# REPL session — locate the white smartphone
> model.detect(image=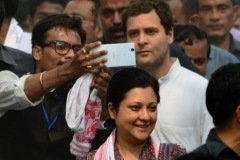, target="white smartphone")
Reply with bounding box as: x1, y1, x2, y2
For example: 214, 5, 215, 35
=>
90, 43, 136, 67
